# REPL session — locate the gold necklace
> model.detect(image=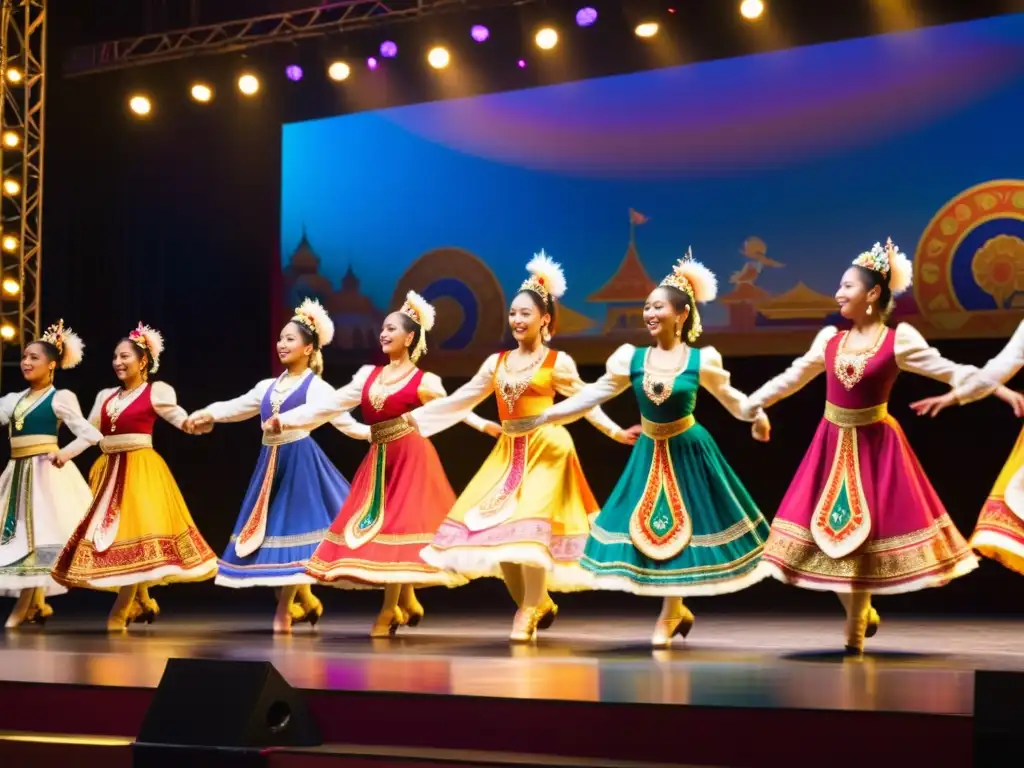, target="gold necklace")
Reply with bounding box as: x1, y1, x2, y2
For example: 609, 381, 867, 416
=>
496, 347, 547, 412
833, 327, 888, 391
106, 382, 147, 433
642, 347, 688, 406
270, 372, 304, 415
368, 365, 416, 412
12, 387, 50, 431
